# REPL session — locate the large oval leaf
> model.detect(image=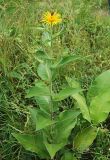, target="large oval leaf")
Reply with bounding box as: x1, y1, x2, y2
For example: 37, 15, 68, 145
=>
37, 63, 51, 81
87, 70, 110, 102
87, 70, 110, 124
66, 77, 91, 122
74, 126, 98, 152
44, 140, 65, 159
35, 96, 51, 113
89, 91, 110, 124
43, 109, 80, 159
29, 108, 55, 131
12, 133, 49, 159
54, 109, 80, 143
26, 81, 50, 98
